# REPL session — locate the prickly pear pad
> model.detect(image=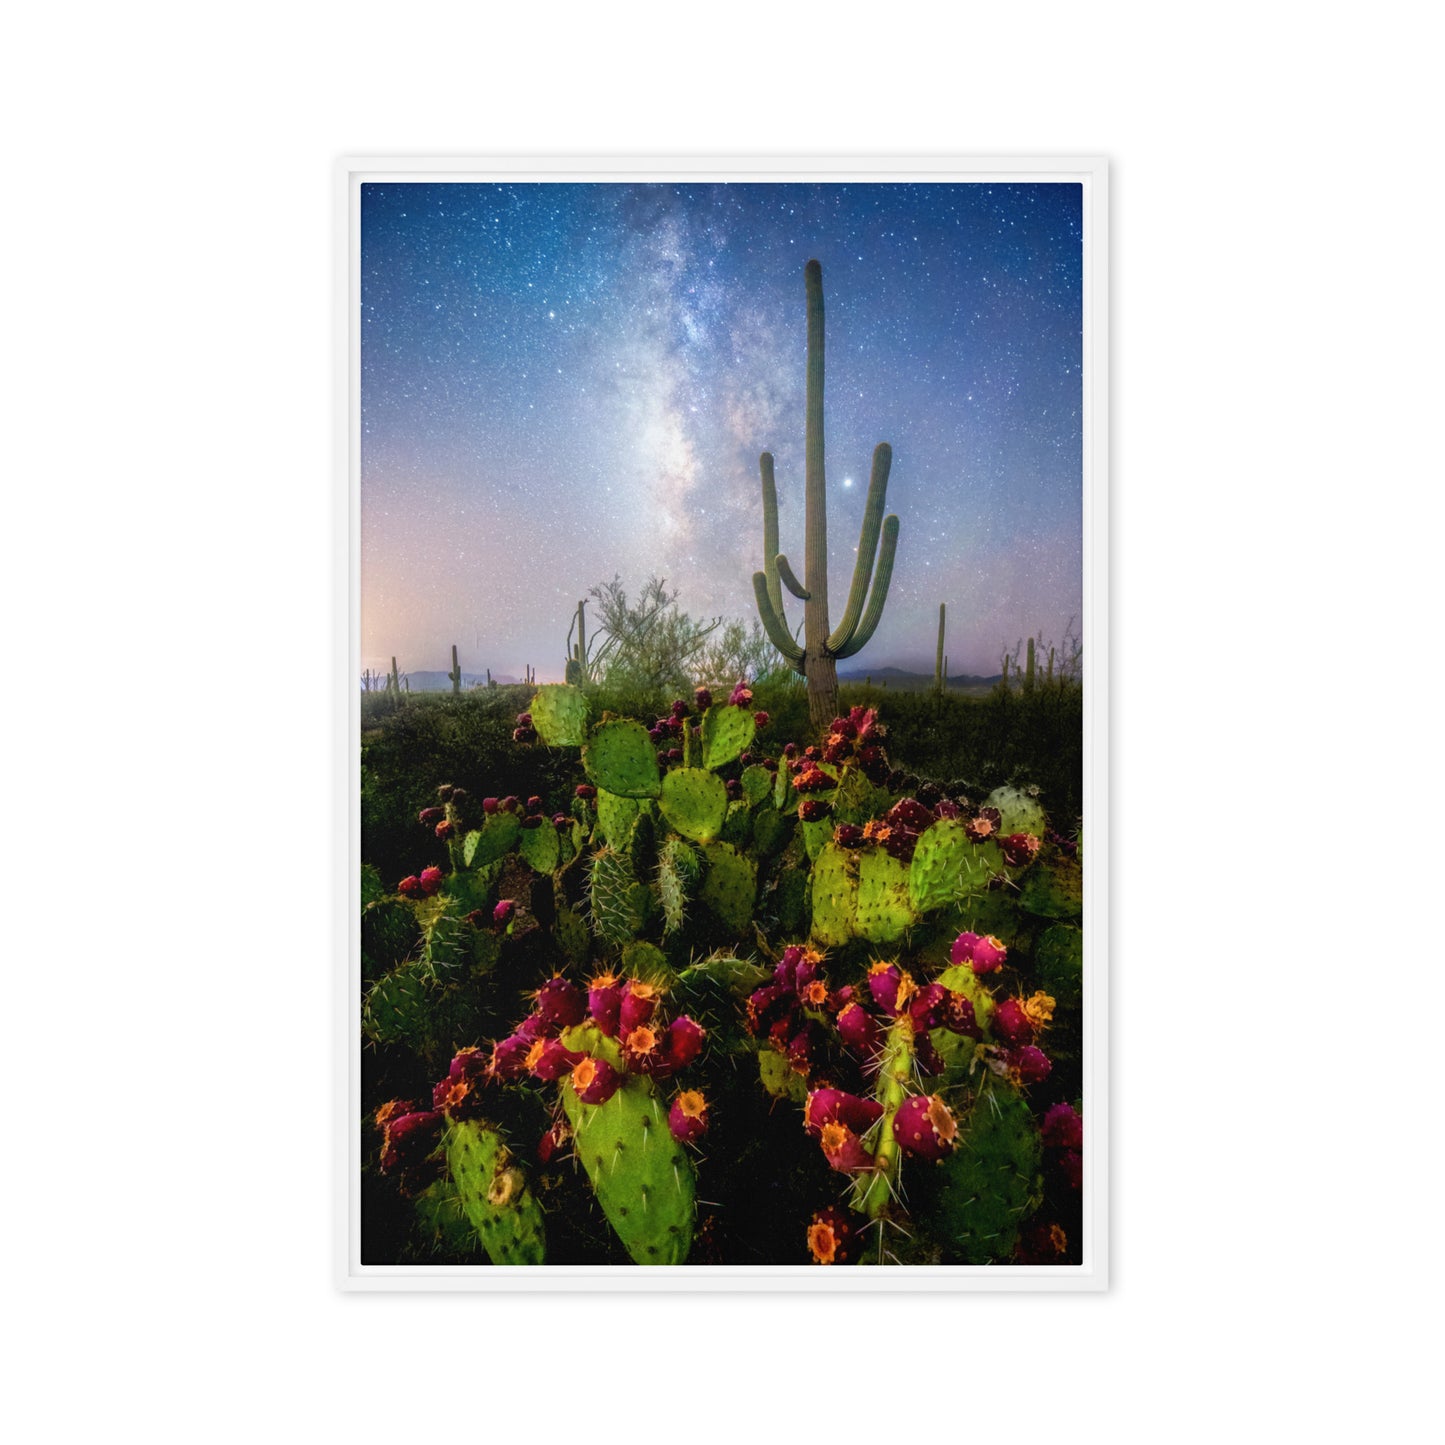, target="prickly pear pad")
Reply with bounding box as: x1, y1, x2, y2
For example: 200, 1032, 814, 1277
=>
1019, 853, 1083, 919
809, 841, 858, 947
362, 959, 434, 1047
583, 719, 661, 798
658, 766, 728, 843
924, 1083, 1041, 1265
1035, 924, 1082, 1008
589, 847, 643, 946
739, 764, 773, 808
559, 1025, 695, 1265
985, 785, 1047, 838
444, 1119, 548, 1265
856, 846, 917, 942
800, 816, 833, 861
595, 788, 644, 851
699, 702, 756, 769
699, 842, 757, 935
909, 818, 993, 914
517, 817, 561, 874
463, 812, 520, 868
529, 683, 589, 747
